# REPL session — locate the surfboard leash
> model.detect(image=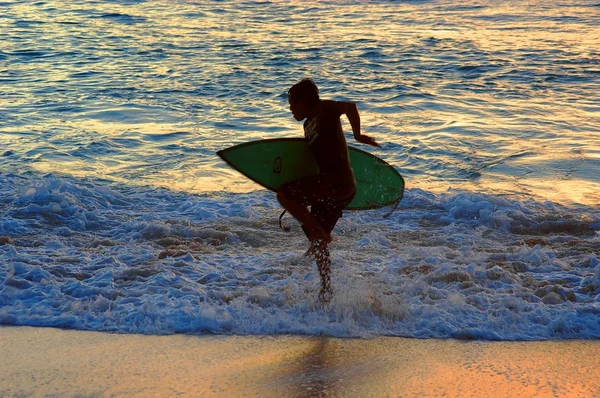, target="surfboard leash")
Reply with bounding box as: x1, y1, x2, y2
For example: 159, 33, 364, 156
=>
279, 209, 291, 232
383, 197, 401, 218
